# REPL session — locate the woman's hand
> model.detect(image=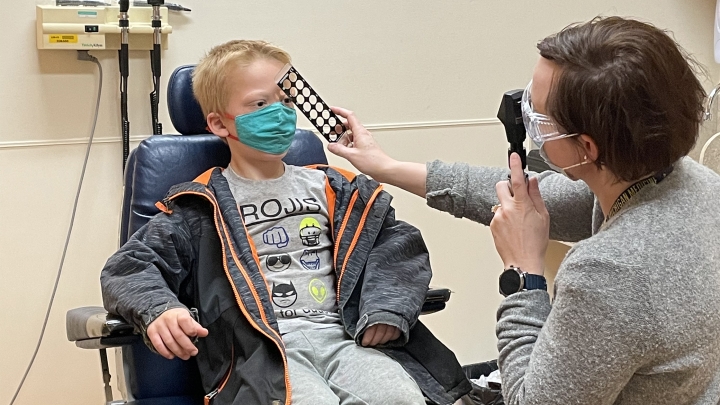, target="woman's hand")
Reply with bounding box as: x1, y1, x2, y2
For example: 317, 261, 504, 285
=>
327, 107, 397, 182
327, 107, 428, 197
490, 153, 550, 275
